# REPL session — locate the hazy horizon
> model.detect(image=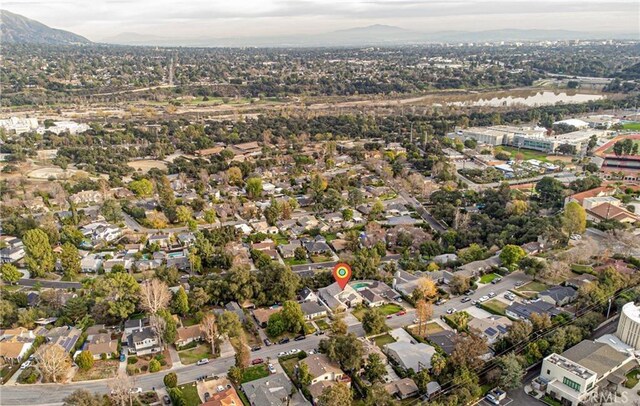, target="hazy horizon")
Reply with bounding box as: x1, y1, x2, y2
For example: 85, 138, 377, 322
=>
3, 0, 639, 42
